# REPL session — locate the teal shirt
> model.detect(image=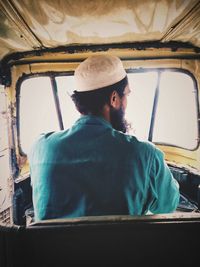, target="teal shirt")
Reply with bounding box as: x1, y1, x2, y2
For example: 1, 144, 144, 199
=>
29, 115, 180, 221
